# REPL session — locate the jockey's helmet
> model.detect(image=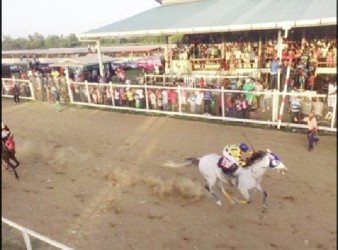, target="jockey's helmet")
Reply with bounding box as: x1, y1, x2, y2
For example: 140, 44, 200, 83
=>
239, 143, 250, 152
2, 130, 7, 138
